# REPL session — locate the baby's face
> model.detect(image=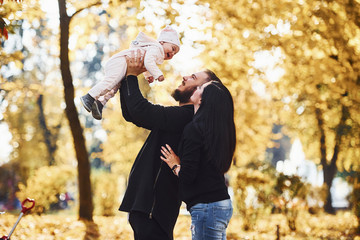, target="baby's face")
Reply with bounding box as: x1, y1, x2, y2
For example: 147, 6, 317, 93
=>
161, 42, 179, 60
